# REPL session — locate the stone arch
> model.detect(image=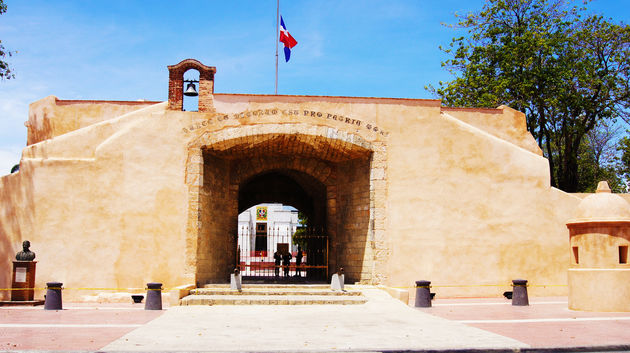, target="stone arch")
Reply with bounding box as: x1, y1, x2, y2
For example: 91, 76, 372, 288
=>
188, 123, 374, 159
232, 155, 335, 190
167, 59, 216, 112
233, 159, 334, 236
183, 124, 389, 285
237, 170, 324, 214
